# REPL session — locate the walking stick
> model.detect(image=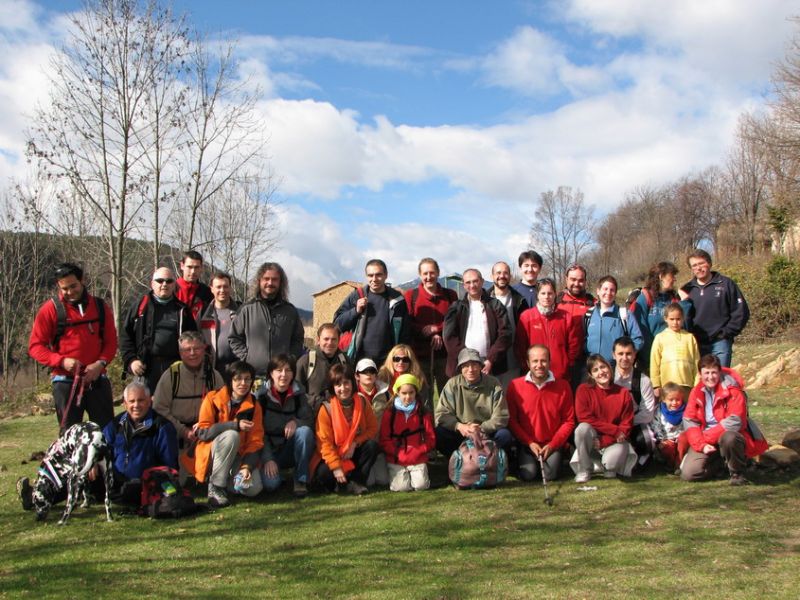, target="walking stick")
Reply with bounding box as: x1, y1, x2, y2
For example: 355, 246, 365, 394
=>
539, 453, 554, 506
